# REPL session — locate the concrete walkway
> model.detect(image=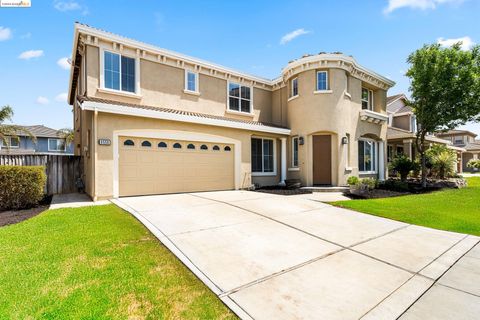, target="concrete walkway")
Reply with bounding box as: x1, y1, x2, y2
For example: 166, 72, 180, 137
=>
112, 191, 480, 320
49, 193, 110, 209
